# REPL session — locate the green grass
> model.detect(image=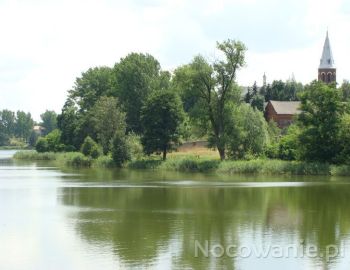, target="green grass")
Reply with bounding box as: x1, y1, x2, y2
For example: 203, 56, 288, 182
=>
217, 159, 331, 175
13, 150, 58, 161
14, 151, 91, 167
12, 150, 350, 176
94, 155, 115, 168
